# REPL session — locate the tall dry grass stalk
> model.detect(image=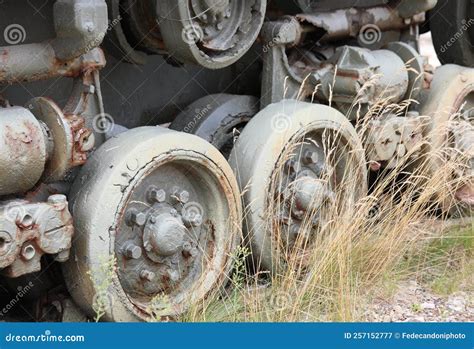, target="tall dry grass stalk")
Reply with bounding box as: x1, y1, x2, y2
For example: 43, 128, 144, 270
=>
182, 71, 473, 323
